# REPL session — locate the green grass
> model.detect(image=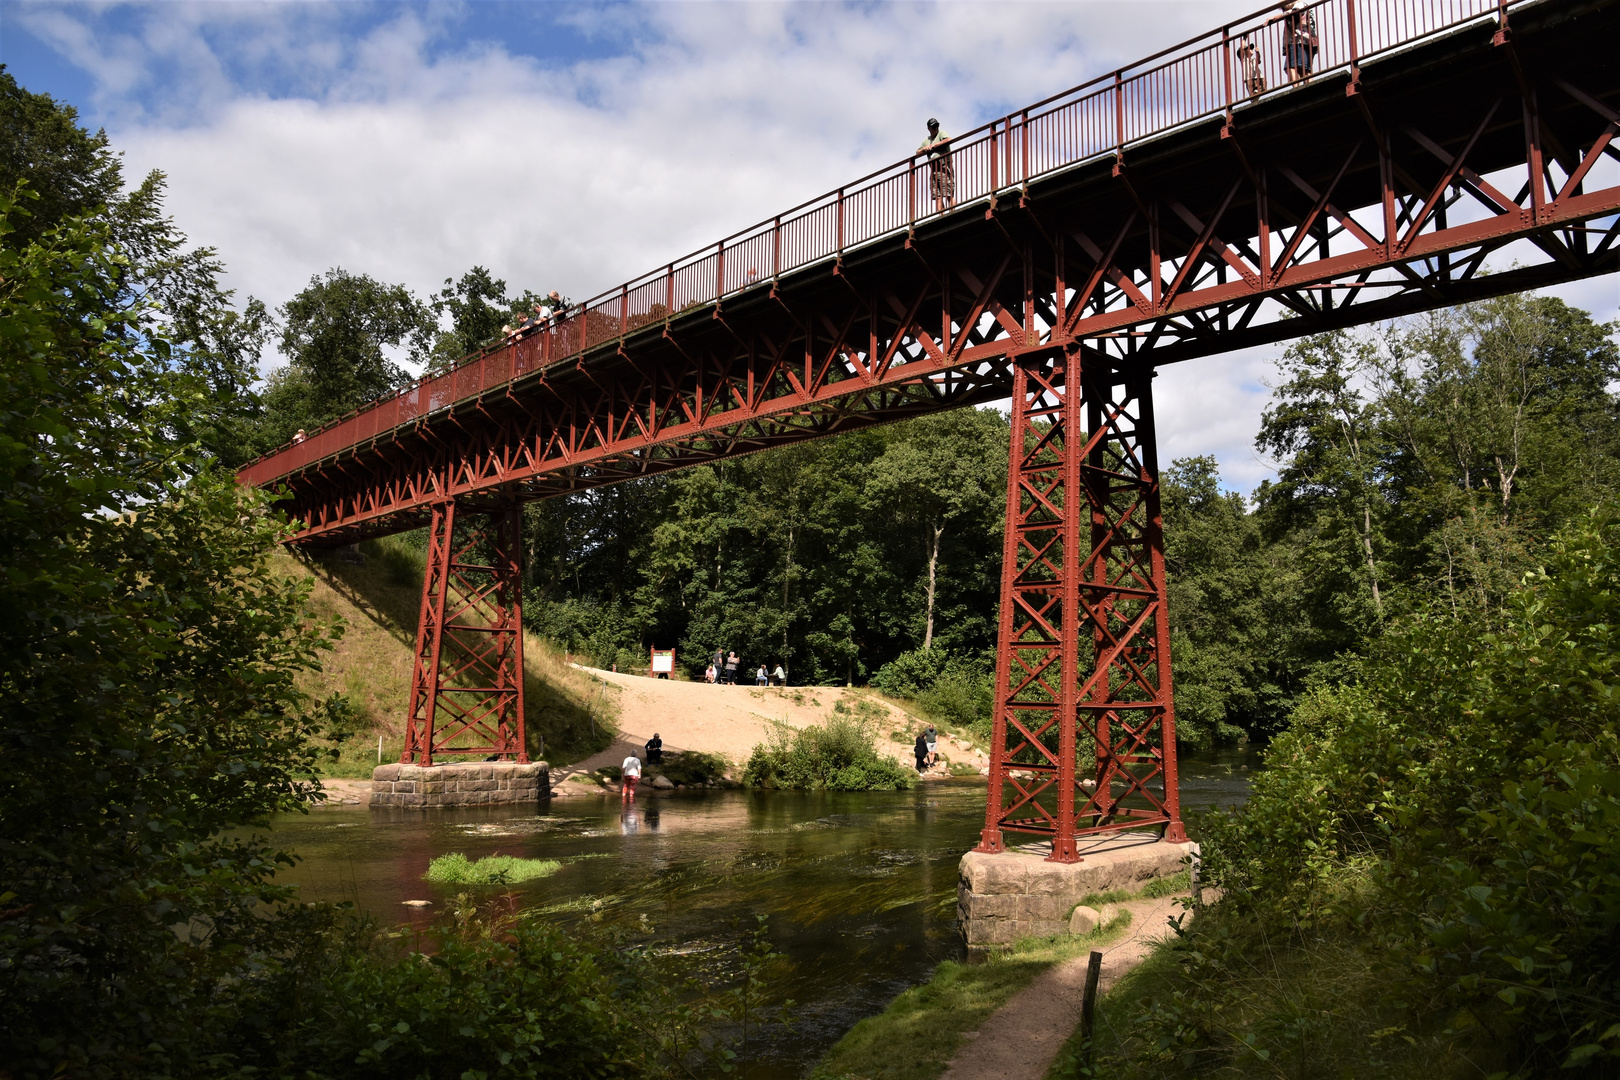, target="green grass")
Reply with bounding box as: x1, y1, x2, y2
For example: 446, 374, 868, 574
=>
811, 912, 1132, 1080
1041, 899, 1511, 1080
423, 853, 560, 886
1076, 869, 1192, 909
